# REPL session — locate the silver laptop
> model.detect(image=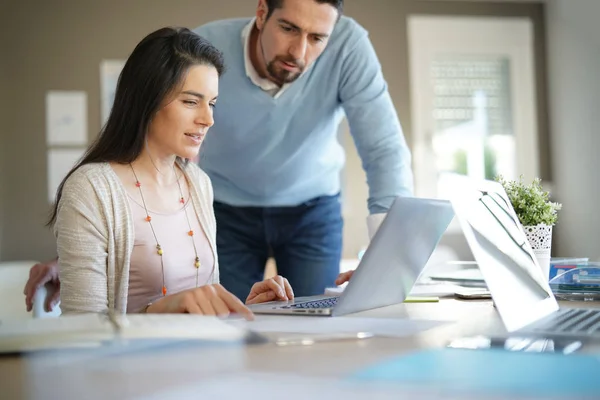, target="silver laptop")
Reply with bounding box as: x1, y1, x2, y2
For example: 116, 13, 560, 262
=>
448, 175, 600, 339
249, 196, 455, 317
